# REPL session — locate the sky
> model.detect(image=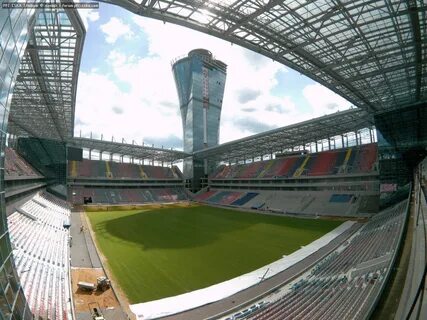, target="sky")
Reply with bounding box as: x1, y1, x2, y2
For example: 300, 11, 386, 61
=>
75, 4, 353, 151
